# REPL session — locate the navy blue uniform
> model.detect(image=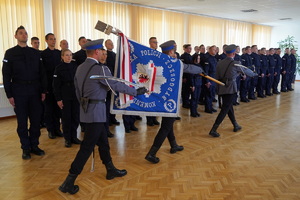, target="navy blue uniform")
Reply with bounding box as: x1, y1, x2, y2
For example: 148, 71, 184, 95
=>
281, 53, 292, 92
203, 54, 217, 112
266, 54, 276, 95
73, 49, 87, 66
273, 54, 282, 93
180, 52, 193, 108
2, 45, 47, 150
41, 48, 62, 134
289, 54, 297, 90
190, 54, 203, 116
250, 53, 261, 99
53, 61, 79, 142
258, 54, 268, 97
240, 54, 252, 101
233, 54, 242, 103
